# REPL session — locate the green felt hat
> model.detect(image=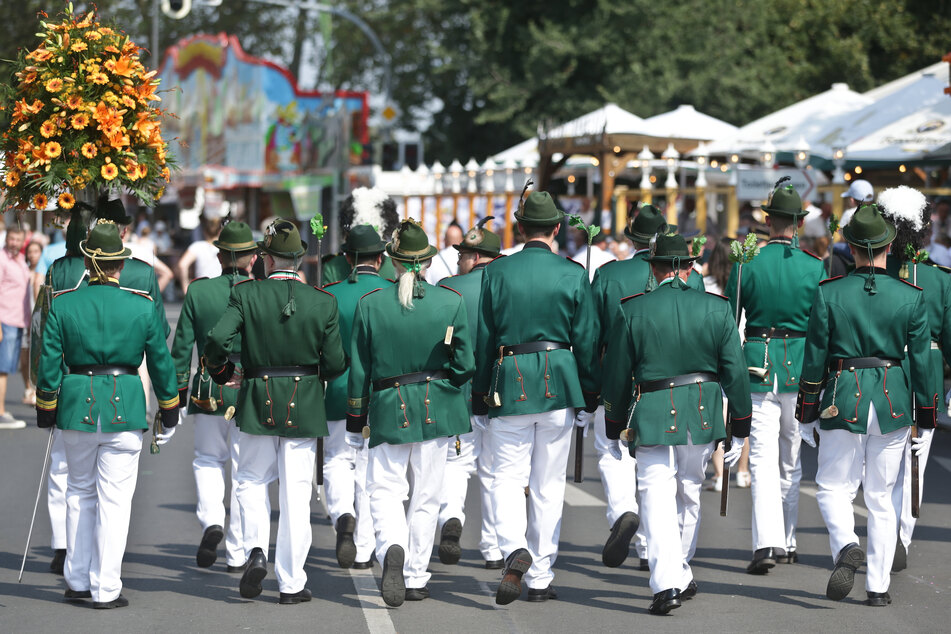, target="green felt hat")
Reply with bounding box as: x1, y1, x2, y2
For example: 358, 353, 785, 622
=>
79, 220, 132, 260
343, 224, 386, 255
842, 203, 897, 249
386, 218, 437, 262
647, 233, 699, 263
94, 194, 132, 225
625, 204, 676, 242
514, 191, 564, 226
454, 216, 501, 257
761, 183, 806, 218
258, 219, 307, 258
213, 221, 257, 252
